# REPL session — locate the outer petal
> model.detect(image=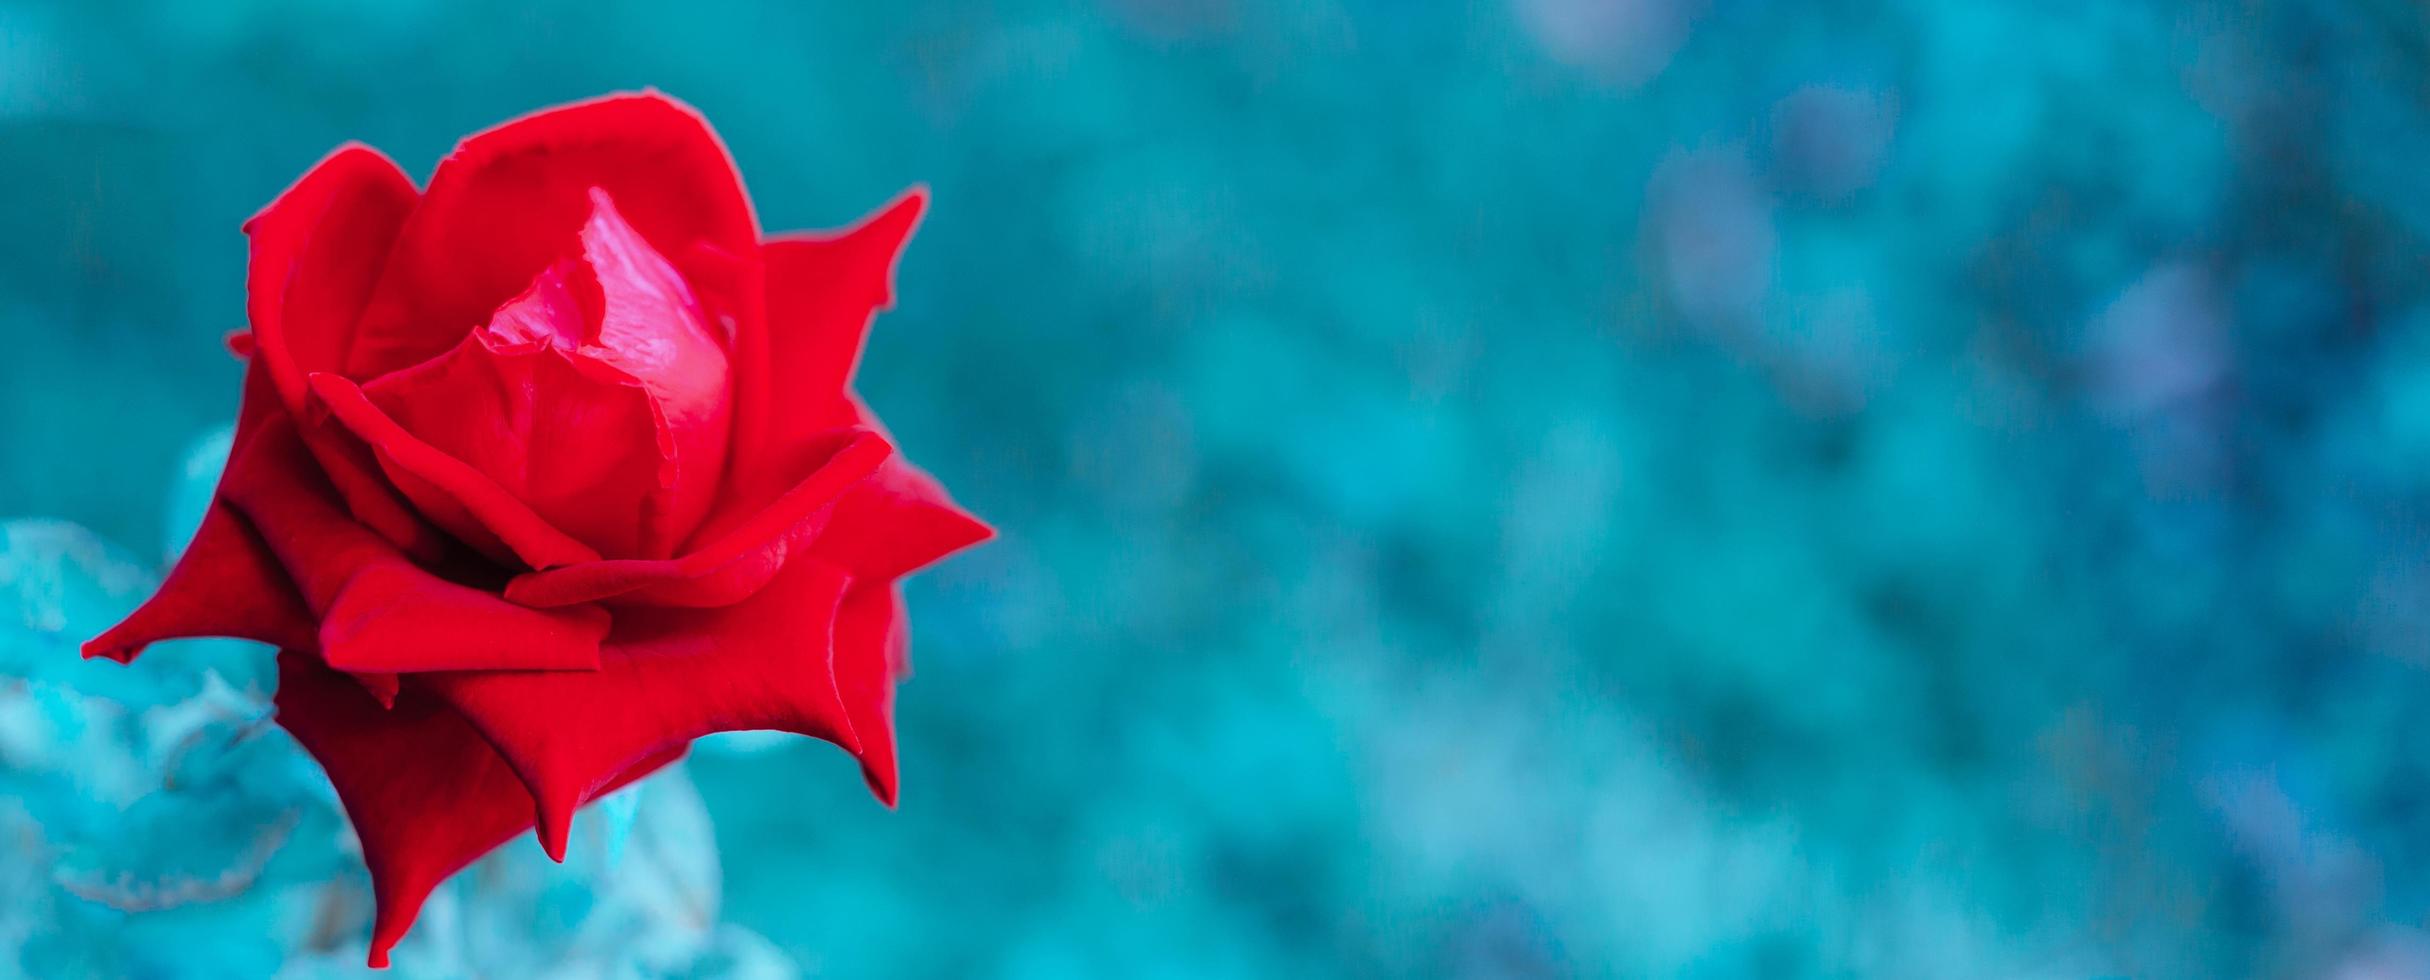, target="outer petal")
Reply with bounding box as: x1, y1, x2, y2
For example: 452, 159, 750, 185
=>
812, 399, 988, 690
502, 429, 891, 608
221, 416, 609, 675
834, 581, 910, 805
275, 651, 678, 968
83, 364, 380, 664
82, 503, 315, 662
346, 91, 758, 379
241, 144, 419, 416
811, 455, 994, 585
736, 187, 926, 462
425, 559, 859, 859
